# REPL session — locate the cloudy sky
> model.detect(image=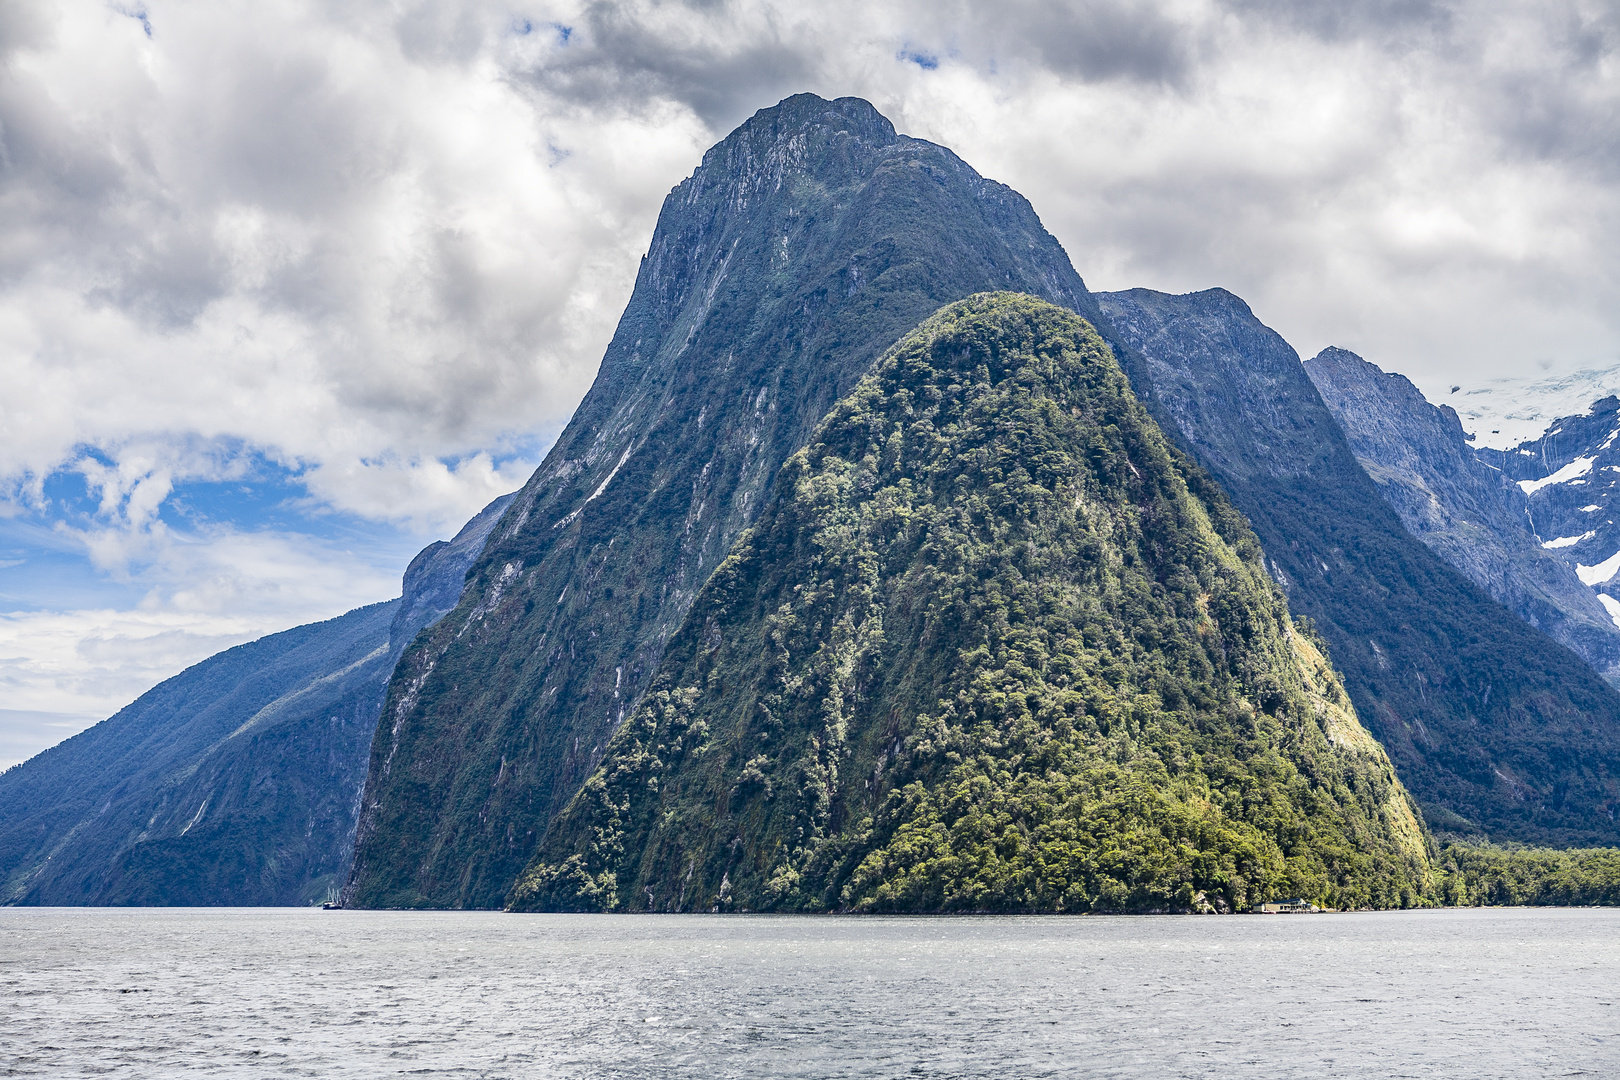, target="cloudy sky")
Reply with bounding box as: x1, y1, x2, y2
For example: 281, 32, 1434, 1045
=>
1, 0, 1616, 764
